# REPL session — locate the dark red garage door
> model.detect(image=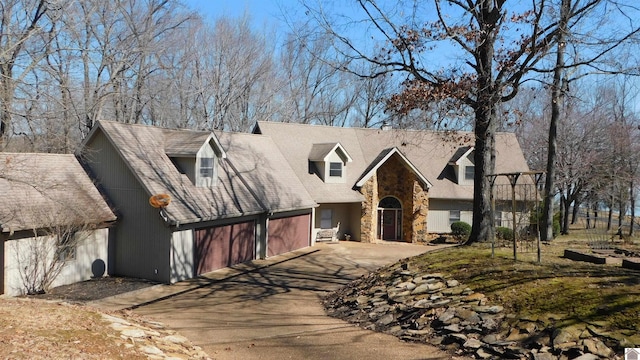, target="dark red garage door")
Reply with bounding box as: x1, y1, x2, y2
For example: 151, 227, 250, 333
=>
195, 221, 255, 274
267, 213, 311, 257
